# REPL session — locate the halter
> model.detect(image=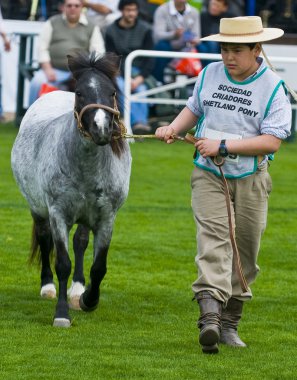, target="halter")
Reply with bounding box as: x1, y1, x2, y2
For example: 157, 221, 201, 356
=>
74, 95, 125, 140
